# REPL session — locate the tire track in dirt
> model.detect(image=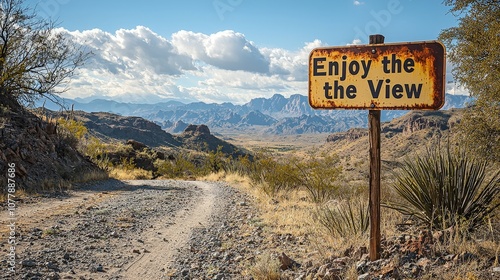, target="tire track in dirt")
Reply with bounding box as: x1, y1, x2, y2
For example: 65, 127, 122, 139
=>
120, 180, 216, 279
